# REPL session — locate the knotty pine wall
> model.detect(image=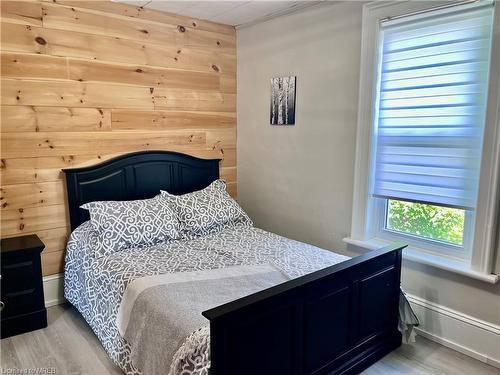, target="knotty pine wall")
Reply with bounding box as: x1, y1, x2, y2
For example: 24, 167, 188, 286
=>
0, 0, 237, 276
